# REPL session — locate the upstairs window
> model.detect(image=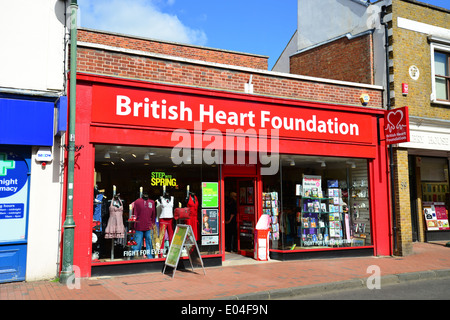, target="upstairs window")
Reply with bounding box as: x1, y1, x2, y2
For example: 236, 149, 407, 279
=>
434, 51, 450, 101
